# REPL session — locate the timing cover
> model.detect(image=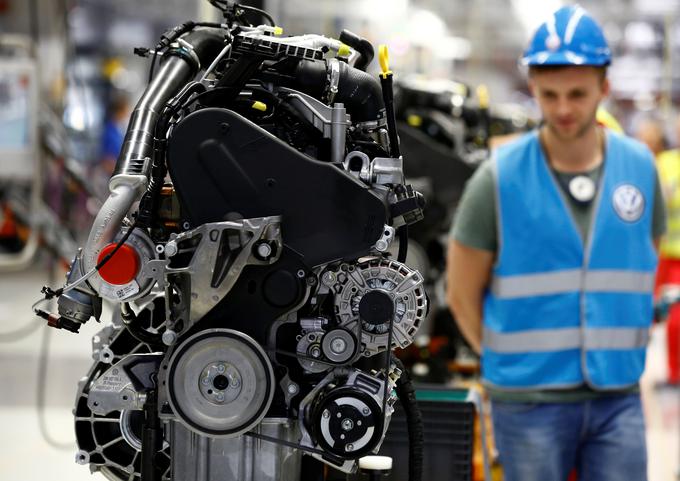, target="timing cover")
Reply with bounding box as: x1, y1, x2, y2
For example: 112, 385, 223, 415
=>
167, 108, 389, 267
